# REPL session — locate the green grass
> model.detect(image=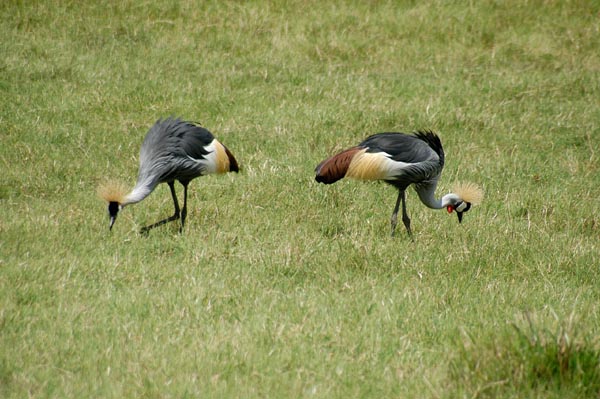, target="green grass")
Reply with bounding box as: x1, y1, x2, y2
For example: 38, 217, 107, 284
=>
1, 0, 599, 397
